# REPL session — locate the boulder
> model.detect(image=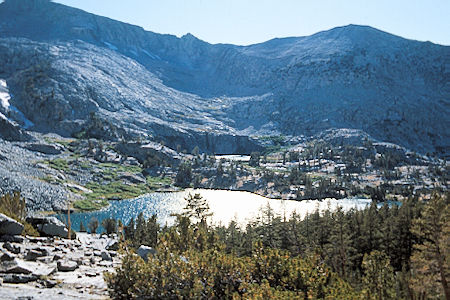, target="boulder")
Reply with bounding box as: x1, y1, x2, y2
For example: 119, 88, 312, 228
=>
98, 261, 112, 267
0, 258, 33, 274
85, 271, 98, 277
137, 245, 157, 262
39, 278, 58, 288
0, 213, 24, 236
105, 239, 119, 251
0, 113, 32, 142
34, 263, 57, 277
36, 256, 53, 264
27, 236, 50, 243
25, 143, 63, 155
1, 273, 38, 283
0, 250, 15, 262
0, 235, 25, 243
100, 250, 112, 261
119, 172, 146, 184
3, 242, 21, 254
57, 259, 78, 272
25, 249, 45, 261
26, 216, 68, 238
53, 253, 64, 261
64, 182, 92, 194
